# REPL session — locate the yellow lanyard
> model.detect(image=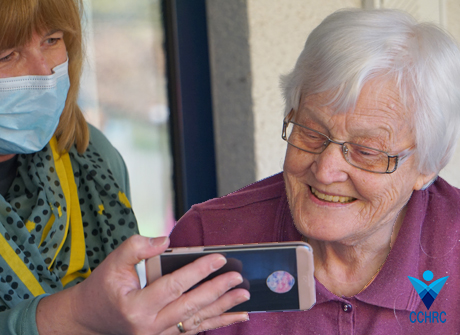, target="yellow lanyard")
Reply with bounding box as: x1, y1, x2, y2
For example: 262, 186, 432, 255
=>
49, 137, 91, 287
